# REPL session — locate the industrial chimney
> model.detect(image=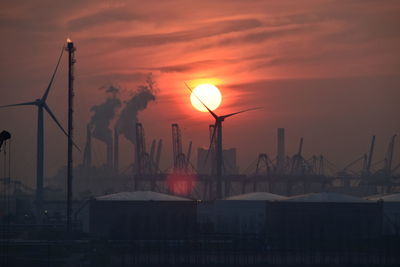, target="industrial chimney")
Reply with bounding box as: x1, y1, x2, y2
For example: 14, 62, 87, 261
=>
106, 140, 113, 170
277, 128, 285, 174
114, 127, 119, 175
